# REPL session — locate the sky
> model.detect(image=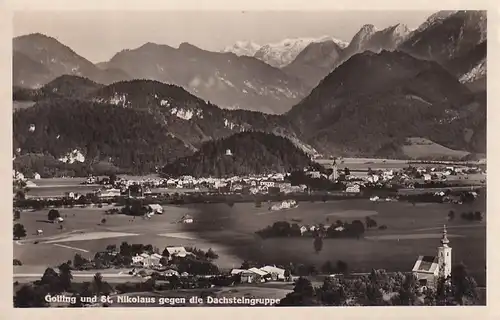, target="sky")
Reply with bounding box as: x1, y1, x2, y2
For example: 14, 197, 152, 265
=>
13, 10, 436, 63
